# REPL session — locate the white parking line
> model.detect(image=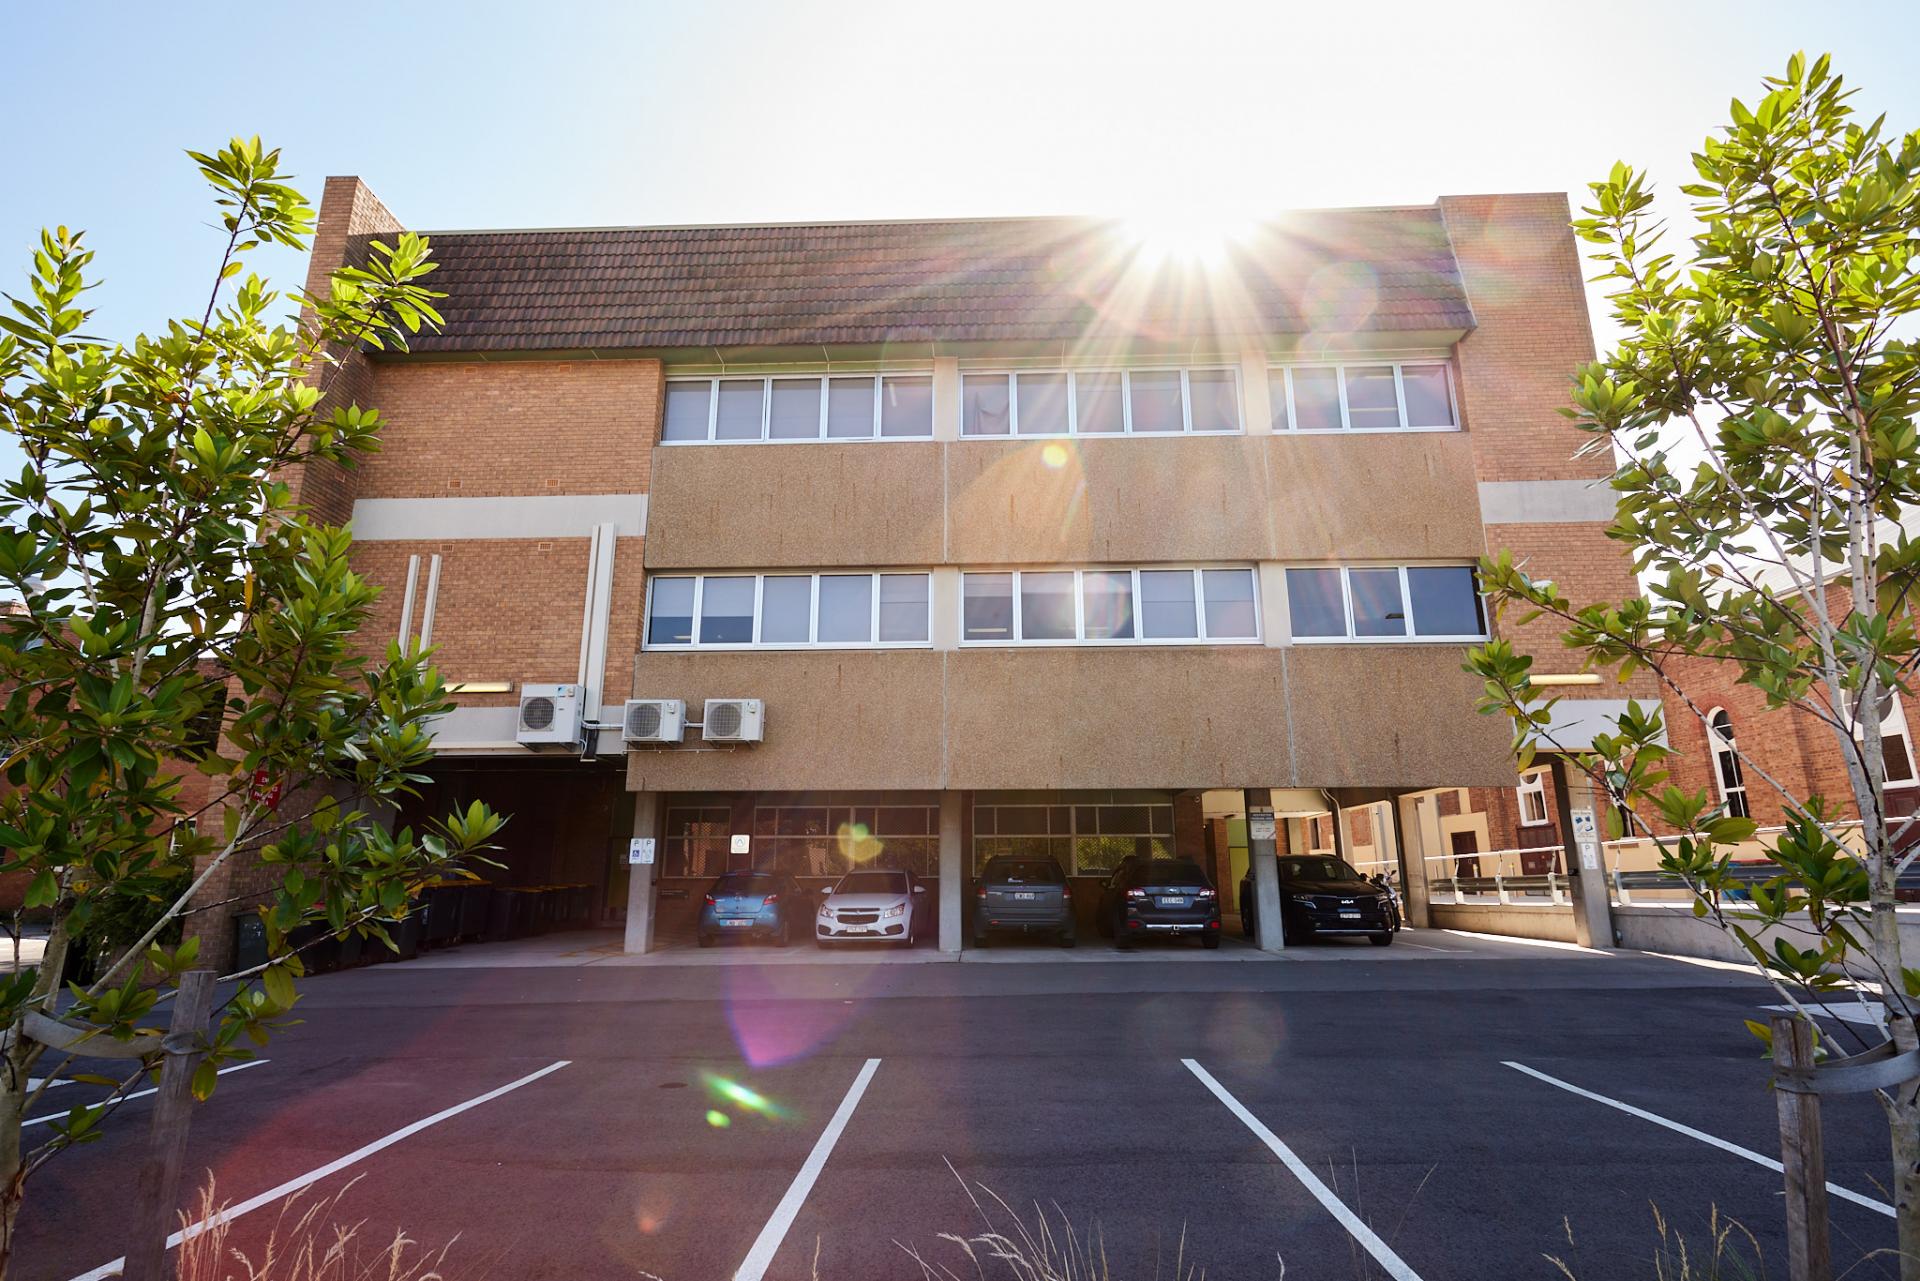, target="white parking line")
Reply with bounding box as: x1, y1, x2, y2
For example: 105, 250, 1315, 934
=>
733, 1058, 881, 1281
25, 1060, 270, 1129
67, 1059, 571, 1281
1502, 1061, 1892, 1218
1184, 1059, 1425, 1281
